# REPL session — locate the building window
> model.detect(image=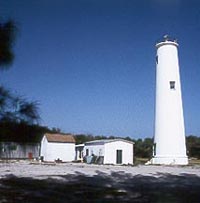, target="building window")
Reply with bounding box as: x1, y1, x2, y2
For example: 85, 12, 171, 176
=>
170, 81, 175, 90
86, 149, 89, 156
156, 55, 158, 64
